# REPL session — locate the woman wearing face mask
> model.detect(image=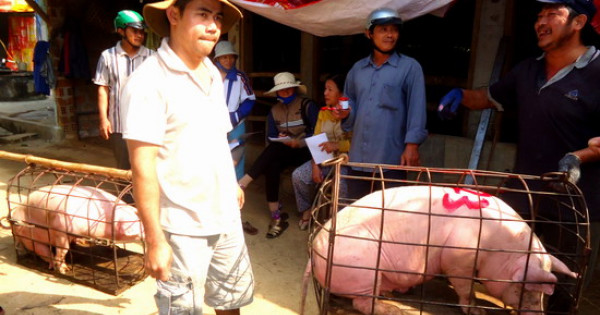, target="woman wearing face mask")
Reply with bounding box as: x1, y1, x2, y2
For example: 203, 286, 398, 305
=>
238, 72, 319, 238
292, 74, 351, 230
